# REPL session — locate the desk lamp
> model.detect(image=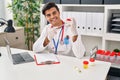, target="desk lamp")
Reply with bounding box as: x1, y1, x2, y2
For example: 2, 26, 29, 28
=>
0, 18, 15, 57
0, 18, 15, 32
